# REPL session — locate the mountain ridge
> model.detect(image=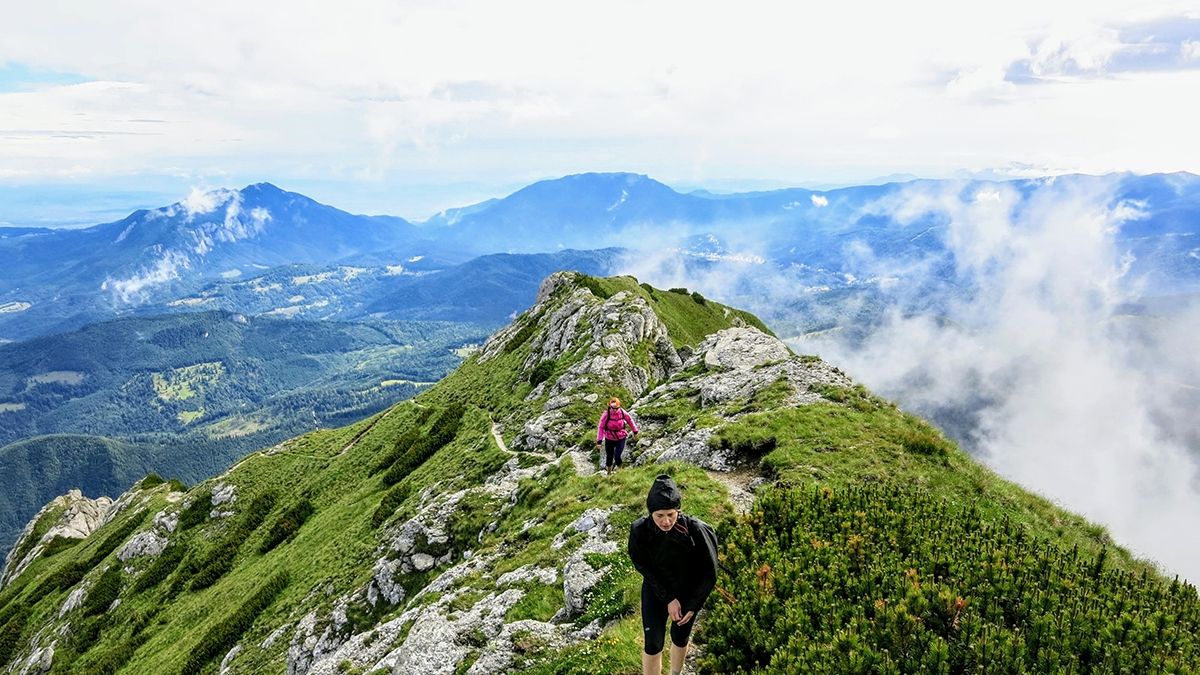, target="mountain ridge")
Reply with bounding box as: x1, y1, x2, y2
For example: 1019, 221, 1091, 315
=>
1, 272, 1193, 674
